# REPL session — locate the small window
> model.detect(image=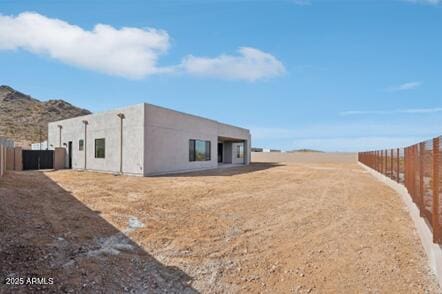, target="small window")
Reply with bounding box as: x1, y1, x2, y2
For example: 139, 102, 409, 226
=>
189, 139, 211, 161
237, 144, 244, 159
95, 138, 105, 158
79, 139, 84, 151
